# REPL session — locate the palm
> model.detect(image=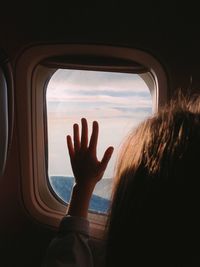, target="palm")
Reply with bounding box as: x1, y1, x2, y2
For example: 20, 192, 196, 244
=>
67, 118, 114, 186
